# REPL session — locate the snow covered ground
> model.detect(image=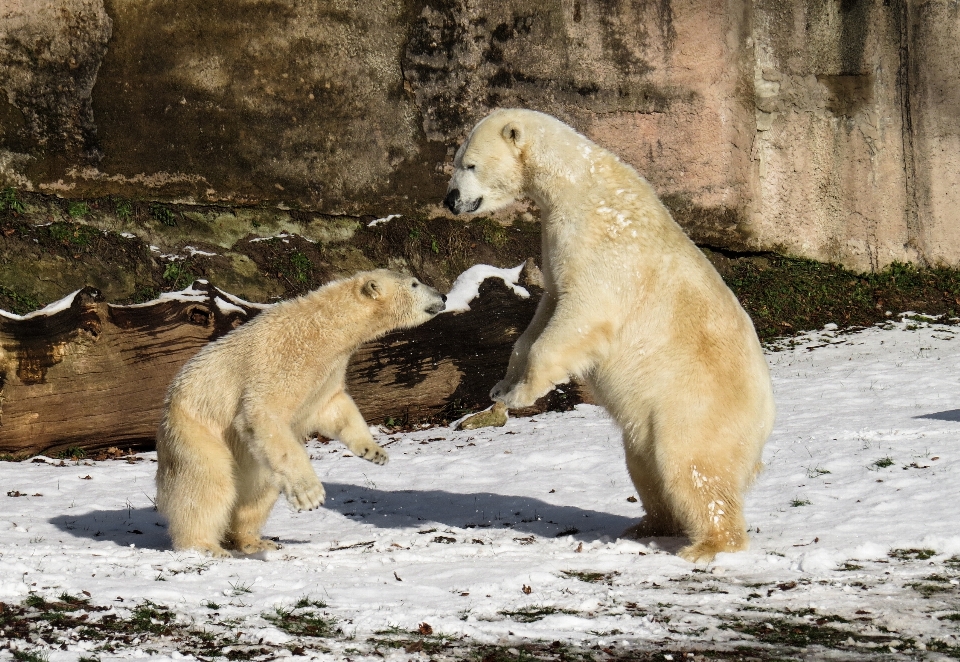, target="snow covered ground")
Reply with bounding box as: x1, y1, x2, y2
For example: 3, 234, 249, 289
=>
2, 316, 959, 661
